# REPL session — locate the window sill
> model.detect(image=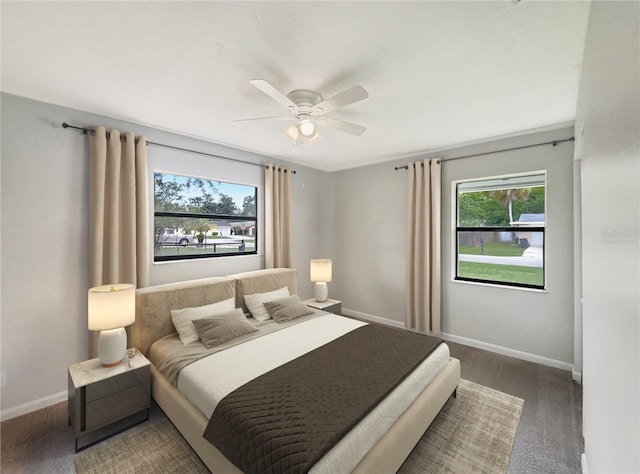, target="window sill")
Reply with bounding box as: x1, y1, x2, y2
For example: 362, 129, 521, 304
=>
451, 278, 548, 293
152, 253, 261, 265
